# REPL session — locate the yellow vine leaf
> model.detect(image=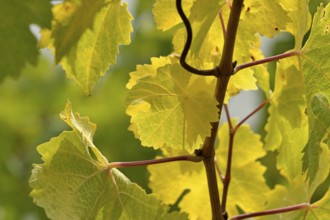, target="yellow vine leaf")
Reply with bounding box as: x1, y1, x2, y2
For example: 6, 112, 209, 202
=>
280, 0, 312, 49
126, 61, 218, 153
126, 56, 172, 89
171, 1, 270, 100
153, 0, 194, 31
42, 0, 133, 94
148, 122, 270, 218
265, 57, 308, 179
241, 0, 290, 37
